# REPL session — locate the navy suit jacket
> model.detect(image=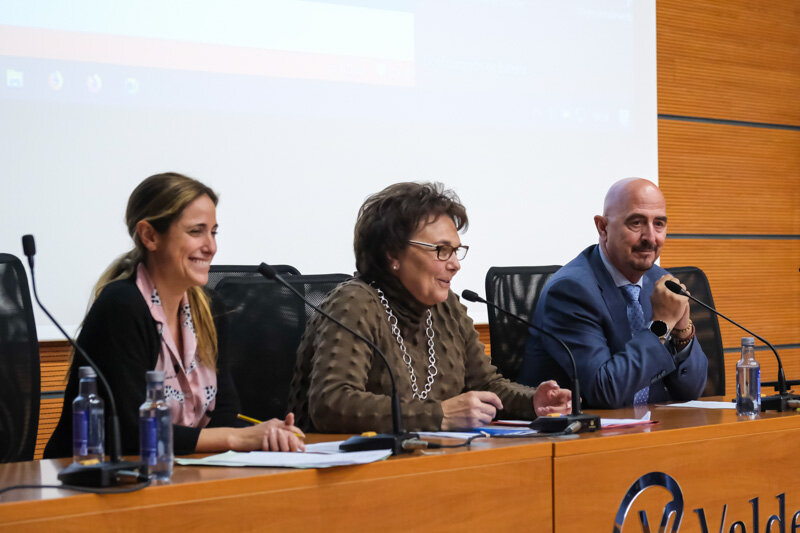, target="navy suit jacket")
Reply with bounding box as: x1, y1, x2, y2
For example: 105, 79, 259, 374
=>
519, 245, 708, 409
